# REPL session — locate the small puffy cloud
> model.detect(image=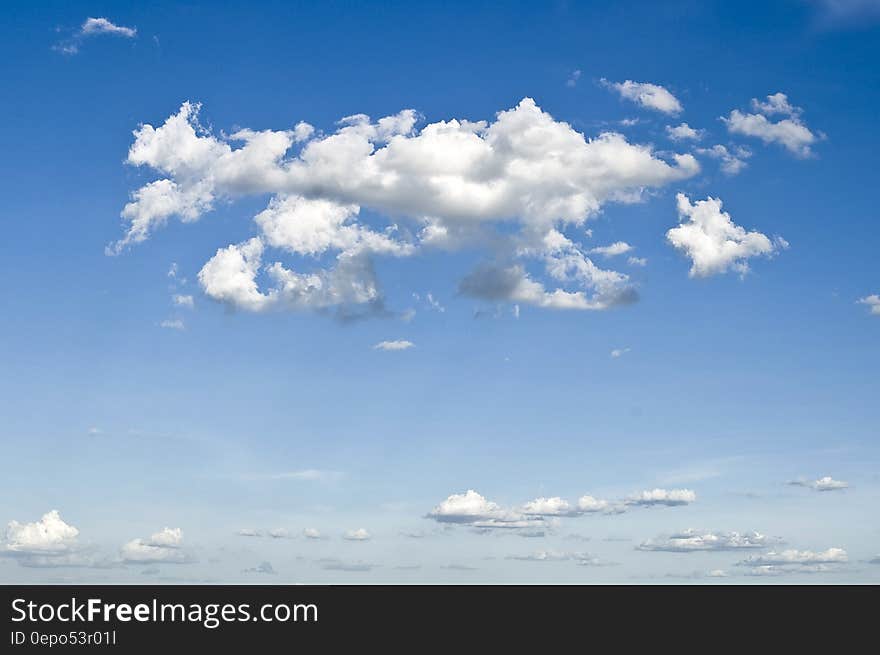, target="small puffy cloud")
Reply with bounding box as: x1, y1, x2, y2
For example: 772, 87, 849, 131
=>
343, 528, 372, 541
243, 561, 276, 575
173, 294, 194, 309
627, 256, 647, 267
589, 241, 633, 258
428, 490, 504, 523
159, 319, 185, 330
610, 348, 630, 358
54, 17, 137, 55
625, 488, 696, 507
666, 123, 703, 141
696, 144, 751, 176
373, 340, 415, 351
603, 79, 683, 115
723, 93, 820, 157
857, 294, 880, 315
303, 528, 324, 540
268, 529, 292, 539
638, 529, 780, 552
667, 194, 787, 277
120, 527, 194, 564
236, 528, 262, 537
788, 476, 849, 492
